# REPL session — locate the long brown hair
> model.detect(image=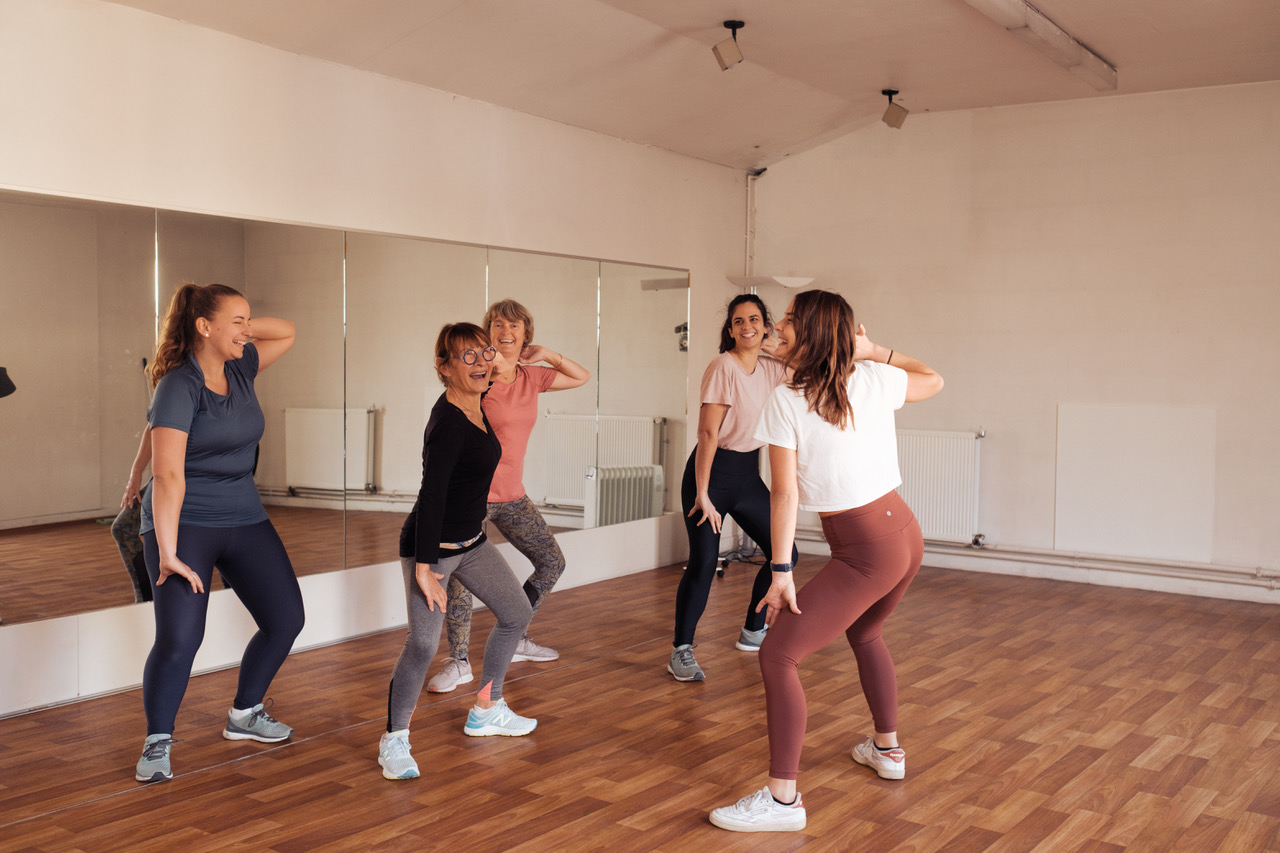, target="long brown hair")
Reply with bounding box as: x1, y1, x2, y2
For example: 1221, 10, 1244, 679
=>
149, 283, 244, 387
783, 290, 857, 429
433, 322, 491, 386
